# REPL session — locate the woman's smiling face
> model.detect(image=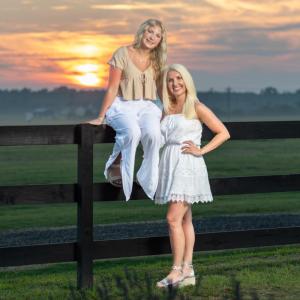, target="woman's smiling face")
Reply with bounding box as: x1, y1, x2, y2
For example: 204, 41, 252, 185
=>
141, 25, 162, 50
167, 70, 187, 99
